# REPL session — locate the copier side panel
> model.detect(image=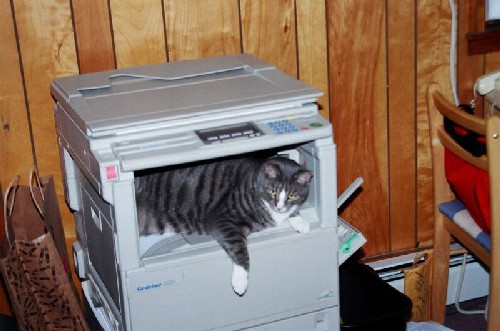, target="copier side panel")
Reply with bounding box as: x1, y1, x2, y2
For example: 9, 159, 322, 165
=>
78, 170, 122, 311
55, 103, 104, 197
296, 138, 337, 229
126, 227, 338, 331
